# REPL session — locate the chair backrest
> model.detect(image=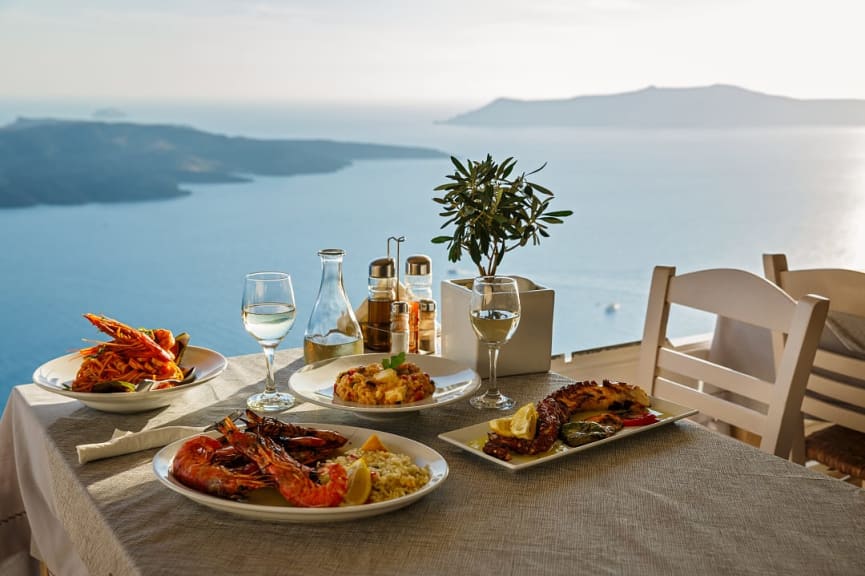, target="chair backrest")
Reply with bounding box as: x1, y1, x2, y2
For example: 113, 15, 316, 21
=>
637, 266, 829, 457
763, 253, 865, 435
